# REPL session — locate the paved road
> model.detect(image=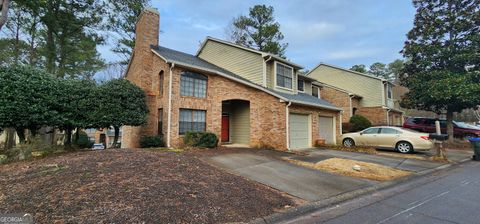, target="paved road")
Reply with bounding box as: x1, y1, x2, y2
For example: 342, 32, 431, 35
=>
282, 161, 480, 224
